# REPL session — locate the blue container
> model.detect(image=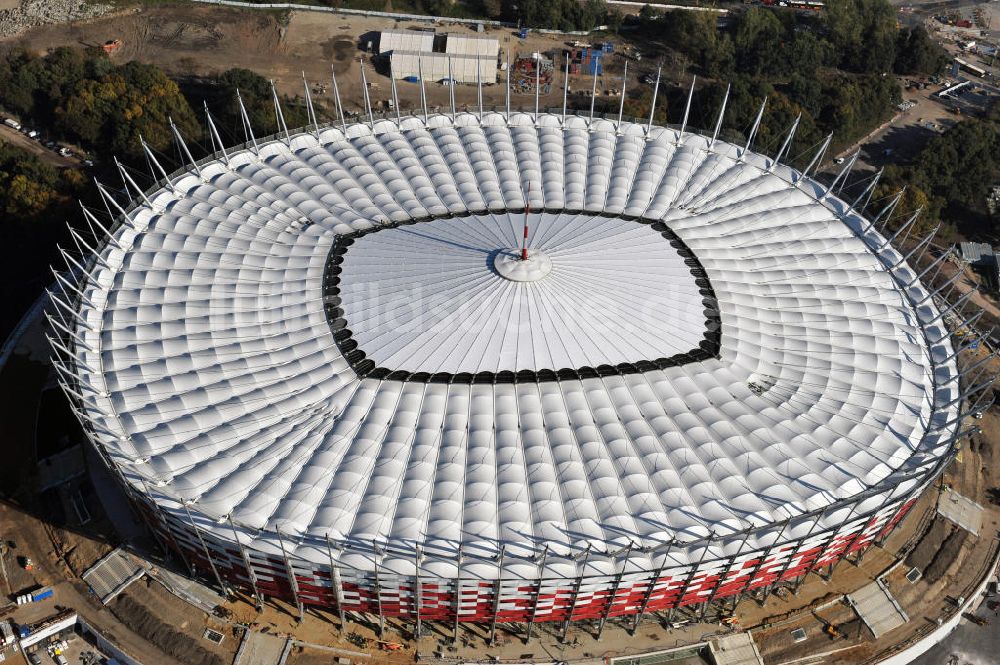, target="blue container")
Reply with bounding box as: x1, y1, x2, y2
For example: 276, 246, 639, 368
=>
403, 76, 420, 83
31, 587, 53, 602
